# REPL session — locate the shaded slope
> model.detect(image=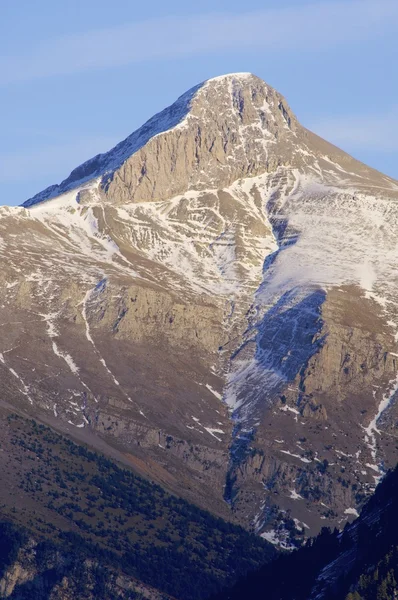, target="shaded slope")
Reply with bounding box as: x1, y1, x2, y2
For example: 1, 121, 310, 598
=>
212, 463, 398, 600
